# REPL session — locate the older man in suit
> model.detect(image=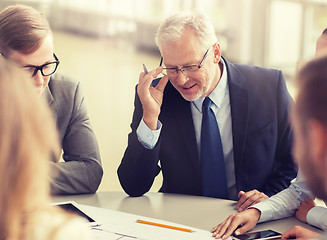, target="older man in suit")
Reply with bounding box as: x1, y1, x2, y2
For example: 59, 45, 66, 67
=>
0, 4, 103, 194
118, 12, 297, 208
